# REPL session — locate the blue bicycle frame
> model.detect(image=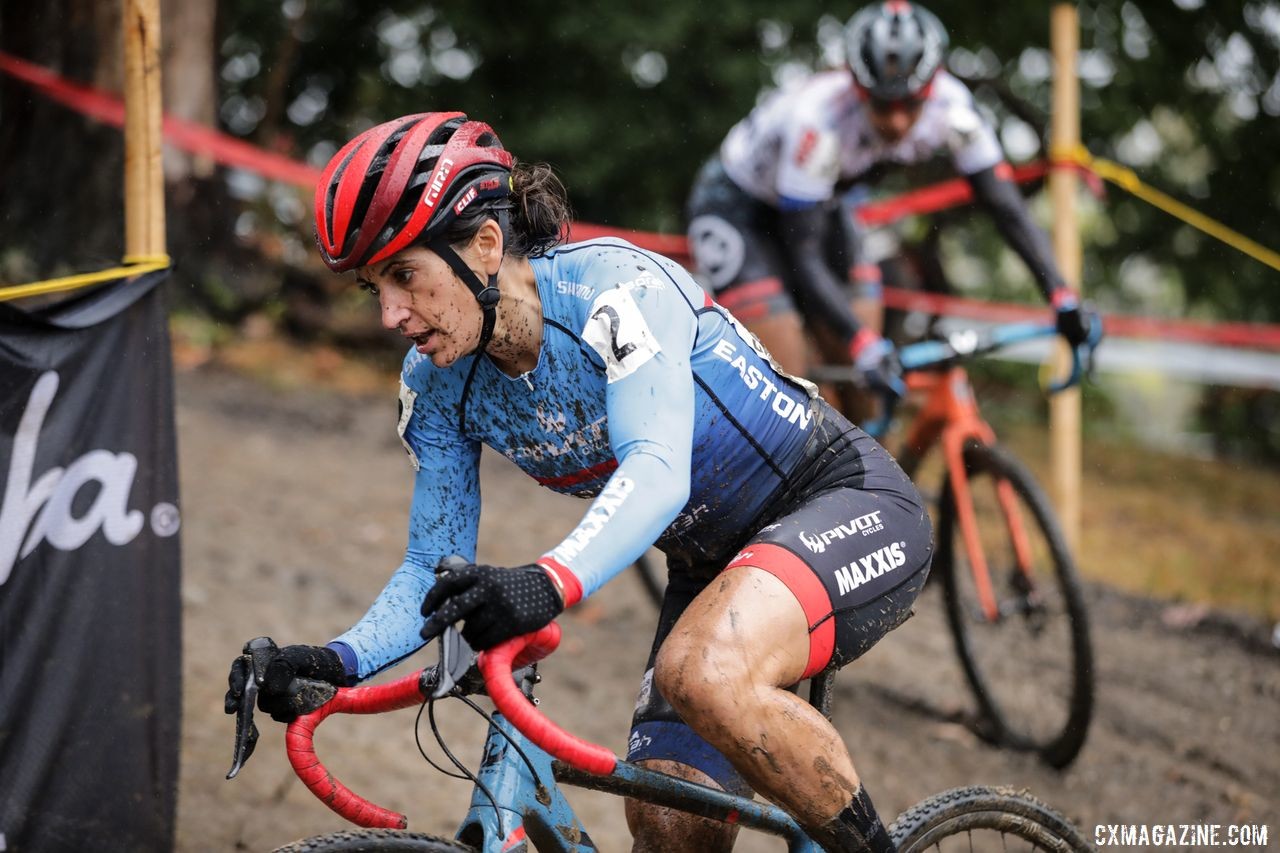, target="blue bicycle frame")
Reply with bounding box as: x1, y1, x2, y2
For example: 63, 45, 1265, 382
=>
278, 625, 829, 852
456, 712, 822, 852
